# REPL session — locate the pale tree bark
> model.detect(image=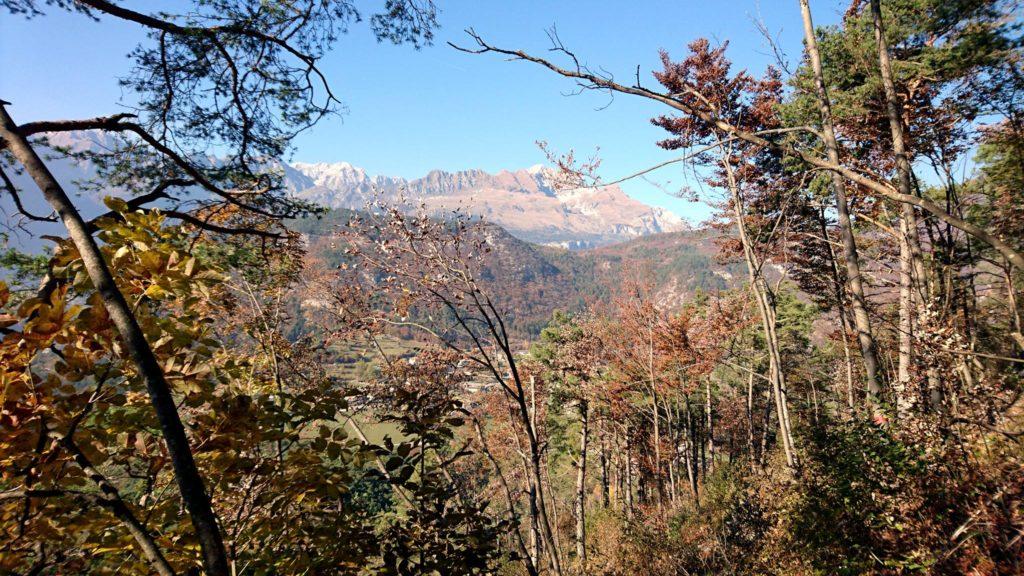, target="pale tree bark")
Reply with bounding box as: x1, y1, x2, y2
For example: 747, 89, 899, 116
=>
1006, 263, 1023, 351
527, 375, 541, 570
663, 396, 678, 503
573, 400, 589, 570
798, 0, 883, 402
896, 213, 917, 411
870, 0, 929, 415
517, 373, 561, 576
719, 146, 799, 470
683, 396, 700, 502
705, 380, 715, 473
472, 419, 539, 576
541, 445, 564, 573
819, 206, 858, 408
760, 386, 773, 468
646, 323, 665, 507
746, 371, 757, 469
0, 104, 230, 576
